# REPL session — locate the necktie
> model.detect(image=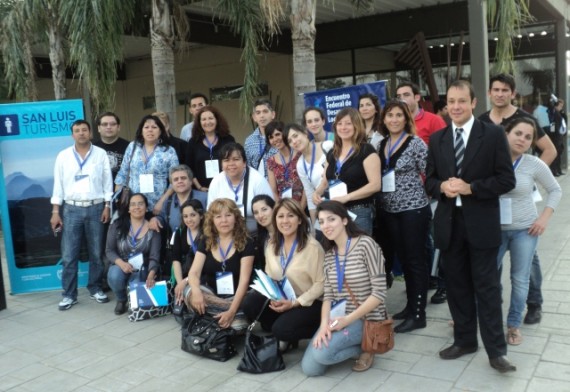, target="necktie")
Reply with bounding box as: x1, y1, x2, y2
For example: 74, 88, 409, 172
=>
455, 128, 465, 176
